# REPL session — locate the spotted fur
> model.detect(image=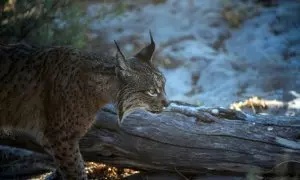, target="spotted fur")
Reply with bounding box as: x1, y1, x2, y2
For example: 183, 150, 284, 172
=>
0, 33, 167, 180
